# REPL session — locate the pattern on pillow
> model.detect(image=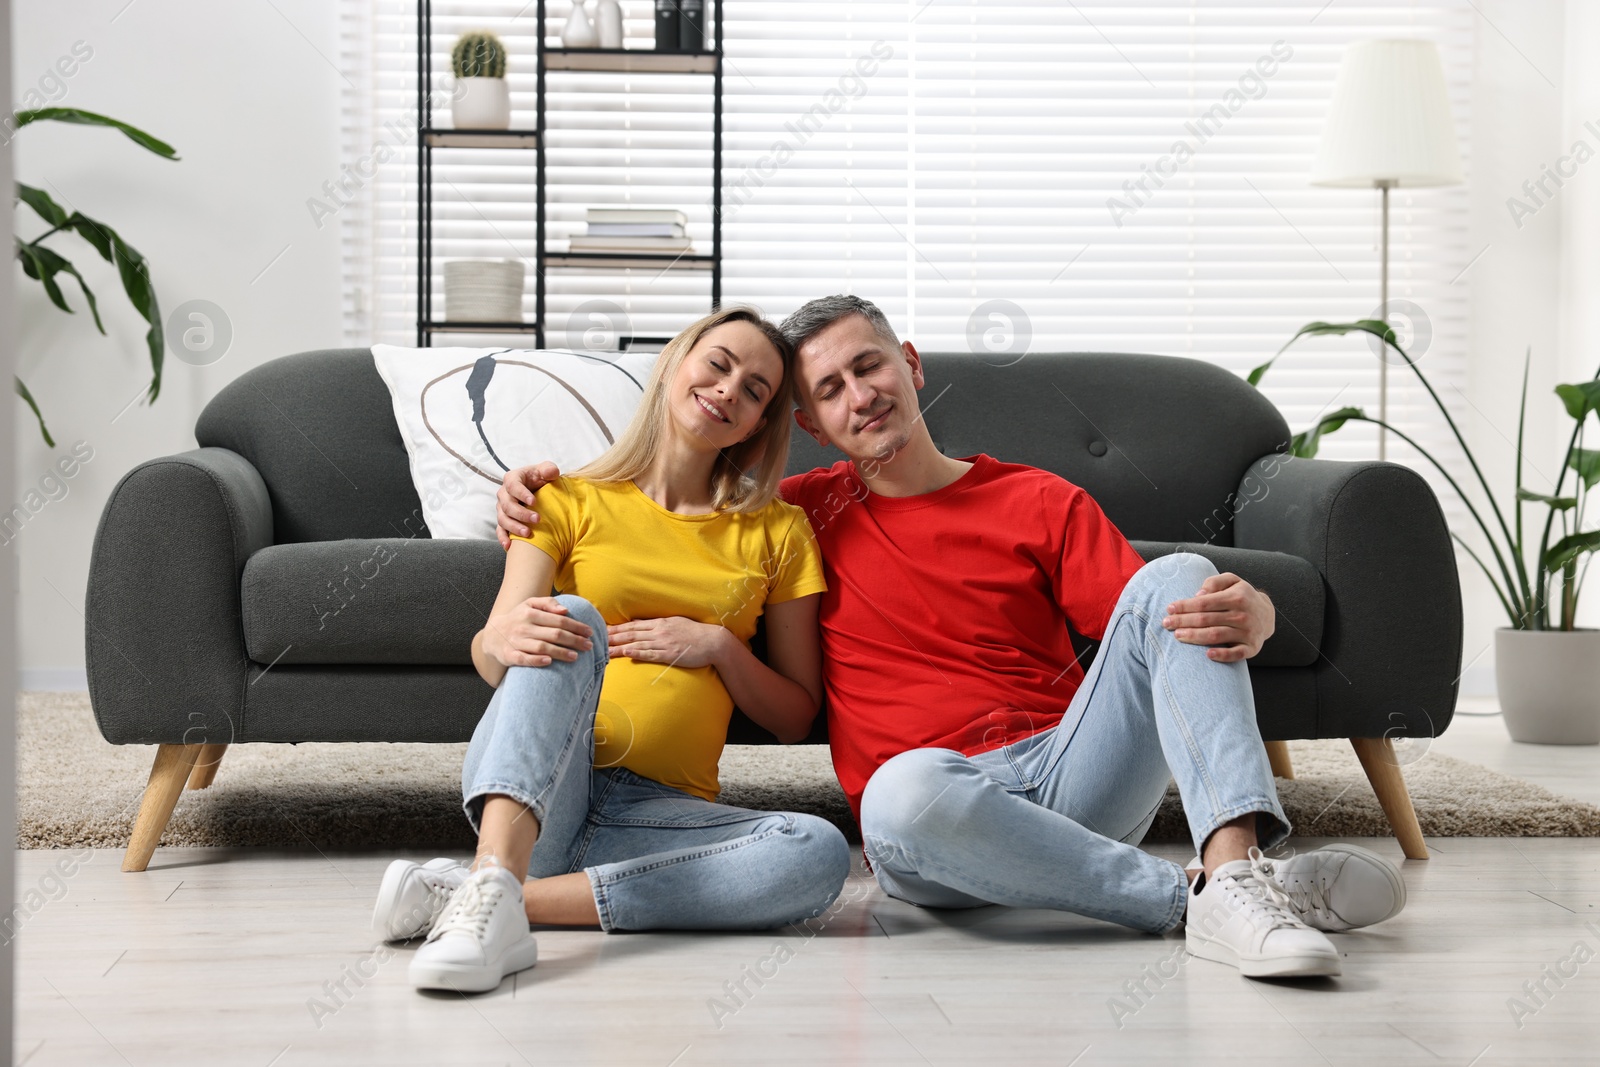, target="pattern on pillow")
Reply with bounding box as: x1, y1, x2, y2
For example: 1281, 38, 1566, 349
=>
373, 344, 657, 539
